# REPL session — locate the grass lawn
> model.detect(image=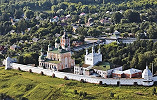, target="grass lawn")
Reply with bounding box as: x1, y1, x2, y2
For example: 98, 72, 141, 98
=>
0, 67, 157, 100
